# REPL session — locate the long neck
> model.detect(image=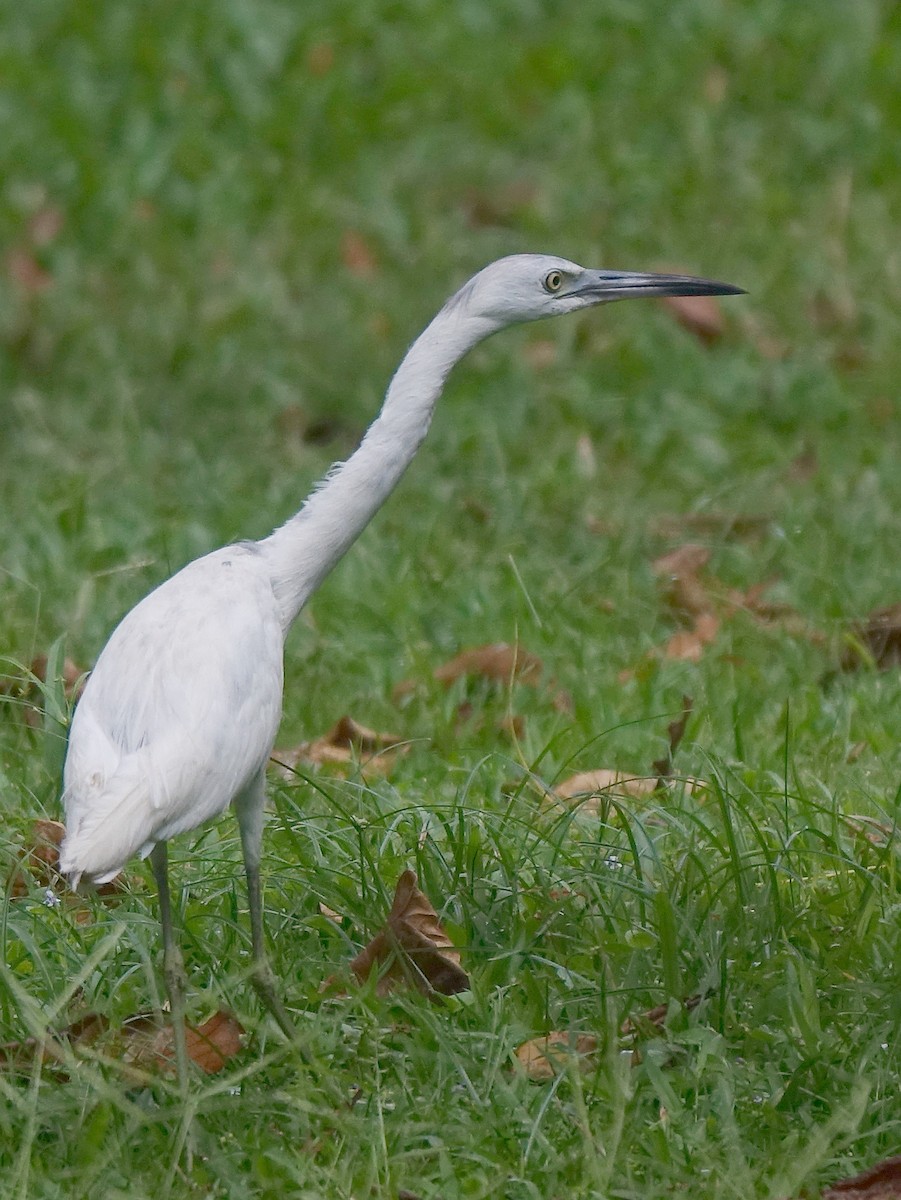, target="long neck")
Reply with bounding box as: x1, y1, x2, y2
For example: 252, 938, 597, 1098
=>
260, 302, 497, 630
